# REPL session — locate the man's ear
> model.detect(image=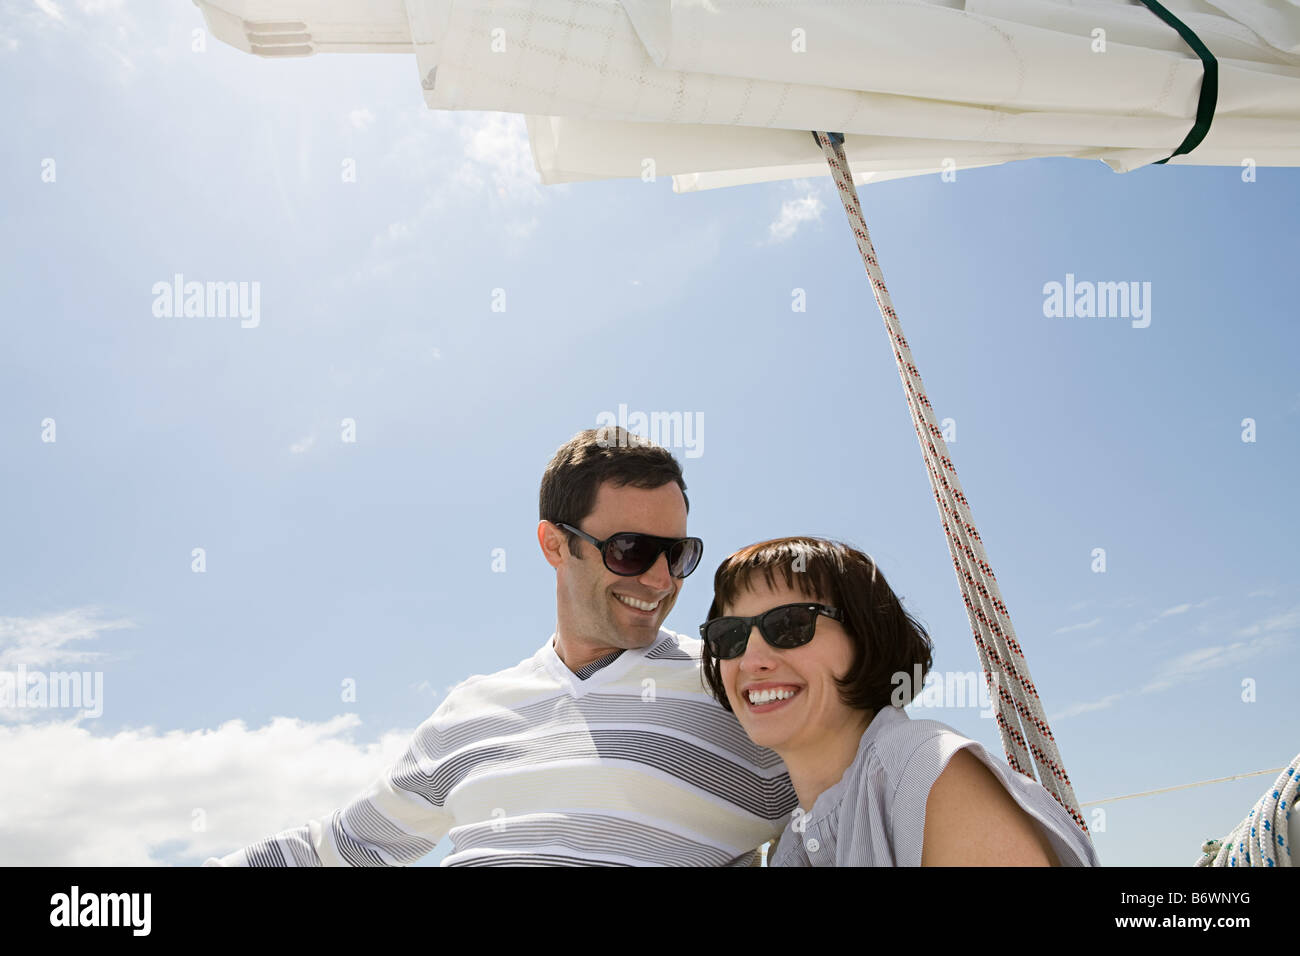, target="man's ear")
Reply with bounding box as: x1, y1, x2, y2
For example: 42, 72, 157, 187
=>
538, 520, 566, 570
